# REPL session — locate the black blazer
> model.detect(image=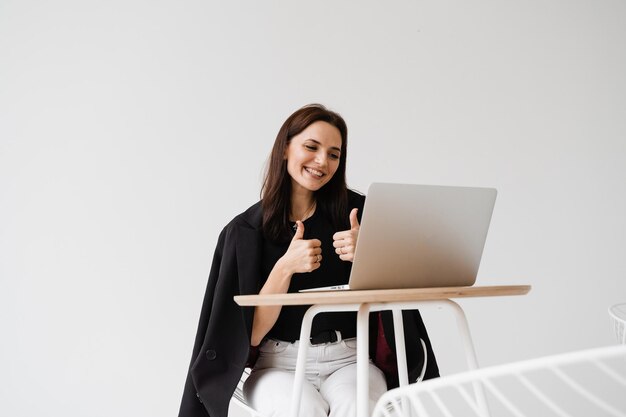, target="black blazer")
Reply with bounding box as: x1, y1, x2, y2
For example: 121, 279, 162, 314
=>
178, 192, 439, 417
